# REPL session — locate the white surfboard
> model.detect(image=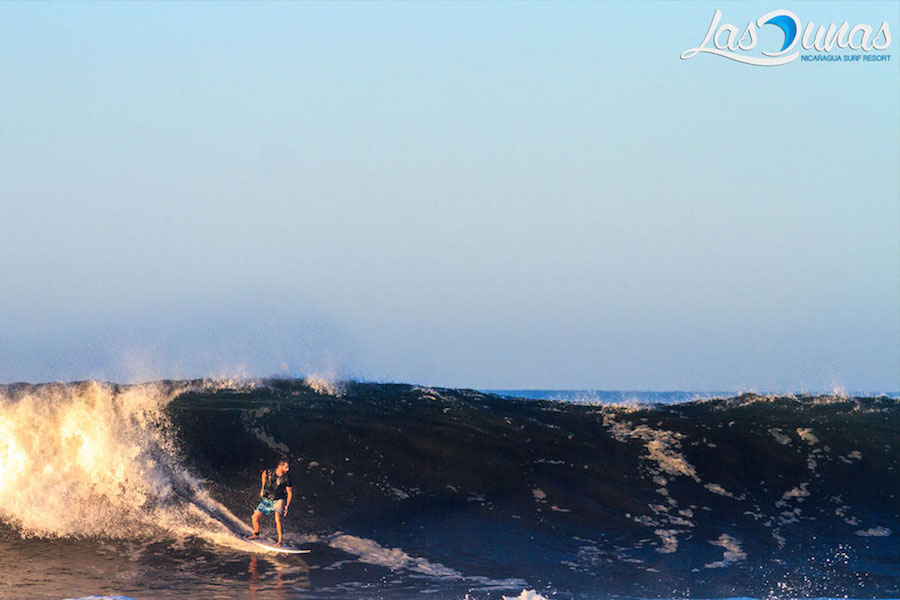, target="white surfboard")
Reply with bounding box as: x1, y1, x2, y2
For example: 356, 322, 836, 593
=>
246, 537, 310, 554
